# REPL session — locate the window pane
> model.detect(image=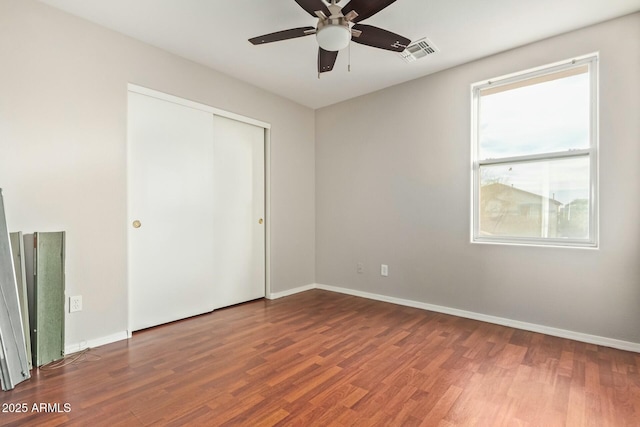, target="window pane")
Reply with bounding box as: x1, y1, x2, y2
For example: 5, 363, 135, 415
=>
479, 70, 590, 160
479, 157, 590, 239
